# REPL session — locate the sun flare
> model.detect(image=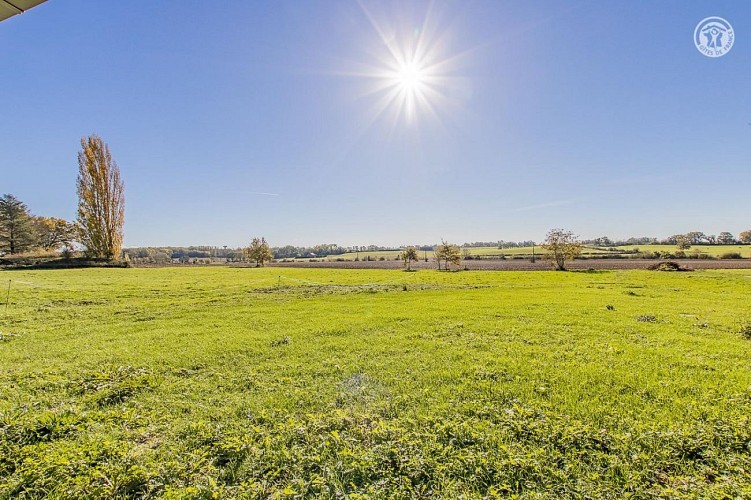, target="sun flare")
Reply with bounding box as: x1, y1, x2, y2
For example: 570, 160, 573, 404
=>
396, 62, 424, 93
347, 2, 470, 128
387, 60, 429, 120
